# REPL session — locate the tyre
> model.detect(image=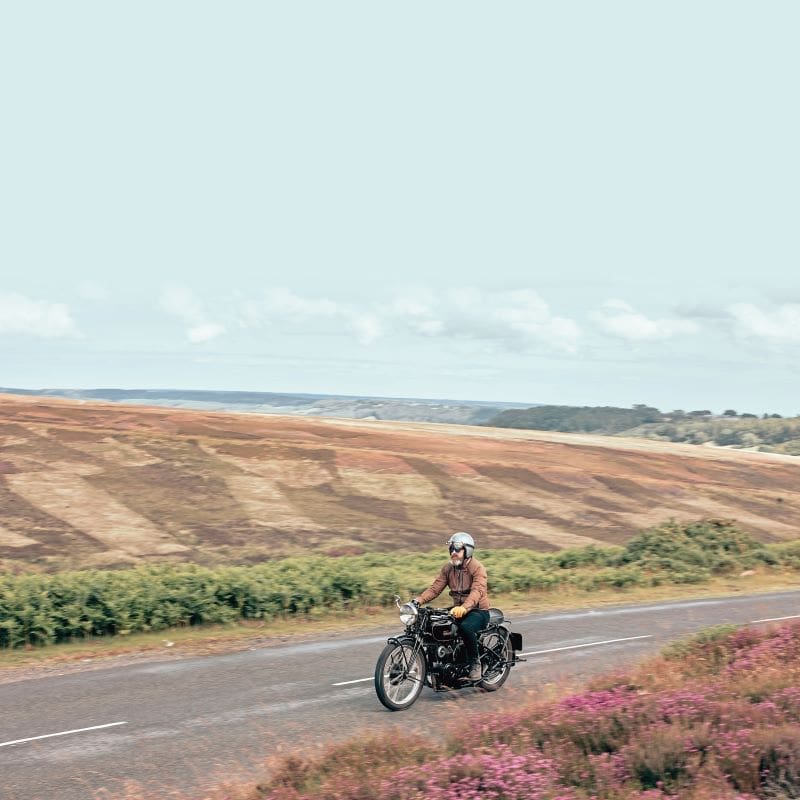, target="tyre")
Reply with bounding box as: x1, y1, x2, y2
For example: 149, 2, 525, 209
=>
479, 628, 513, 691
374, 641, 426, 711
